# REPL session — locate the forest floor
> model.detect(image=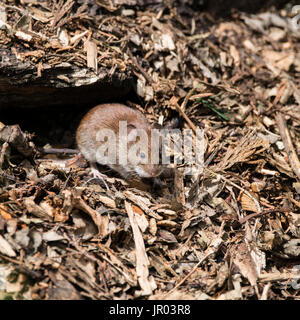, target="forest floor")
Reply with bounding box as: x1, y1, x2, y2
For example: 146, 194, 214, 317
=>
0, 0, 300, 300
